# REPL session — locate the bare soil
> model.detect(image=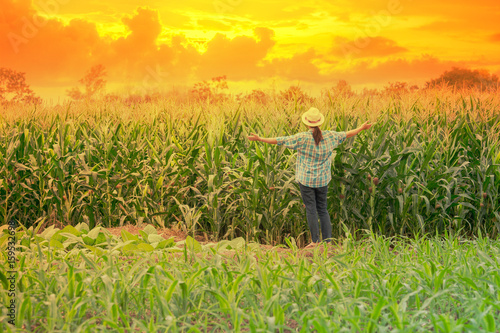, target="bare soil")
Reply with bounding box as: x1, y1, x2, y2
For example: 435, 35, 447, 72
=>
106, 224, 192, 243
